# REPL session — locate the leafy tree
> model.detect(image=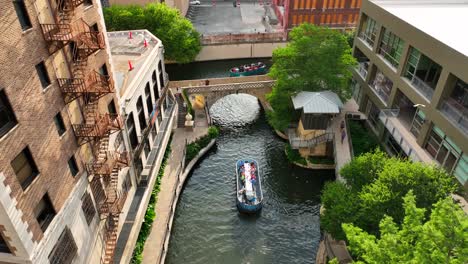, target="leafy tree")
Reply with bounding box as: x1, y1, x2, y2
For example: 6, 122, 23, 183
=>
321, 151, 457, 239
104, 3, 201, 63
340, 149, 388, 191
266, 24, 356, 131
343, 191, 468, 264
321, 181, 360, 240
